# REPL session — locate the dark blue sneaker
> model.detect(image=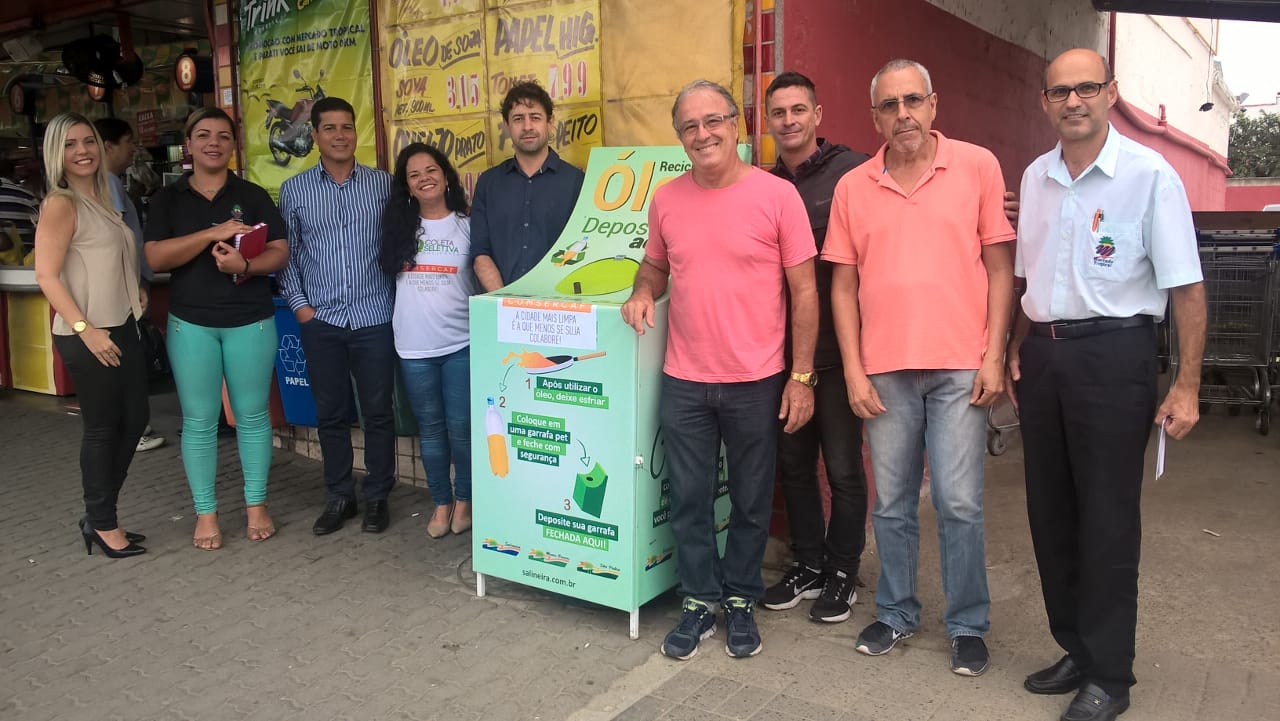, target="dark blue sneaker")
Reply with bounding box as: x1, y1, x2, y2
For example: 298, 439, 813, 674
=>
723, 597, 762, 658
661, 599, 716, 660
855, 620, 913, 656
